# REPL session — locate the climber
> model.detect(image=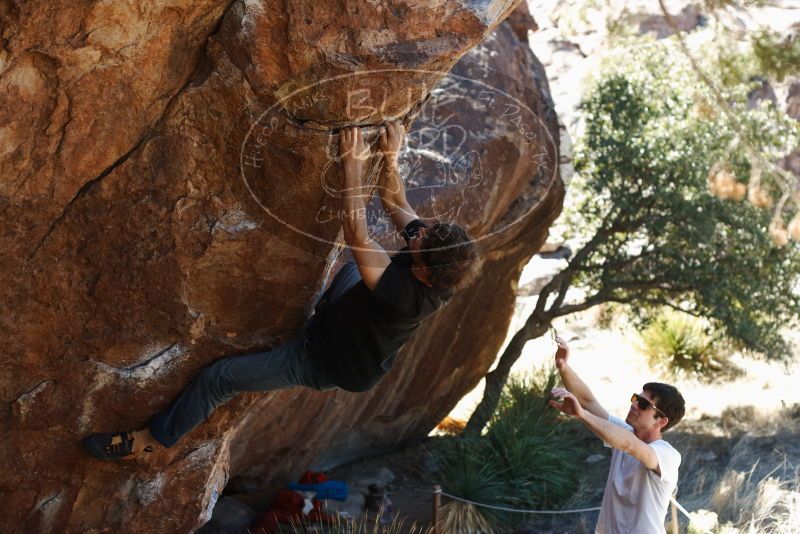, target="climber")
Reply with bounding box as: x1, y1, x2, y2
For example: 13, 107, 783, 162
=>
84, 120, 481, 460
